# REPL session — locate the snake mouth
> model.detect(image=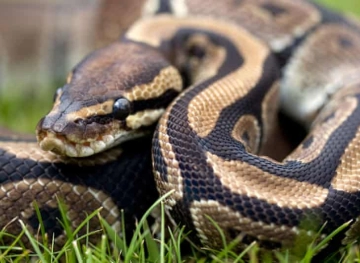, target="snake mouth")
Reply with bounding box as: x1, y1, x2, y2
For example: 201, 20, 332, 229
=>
37, 130, 146, 157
